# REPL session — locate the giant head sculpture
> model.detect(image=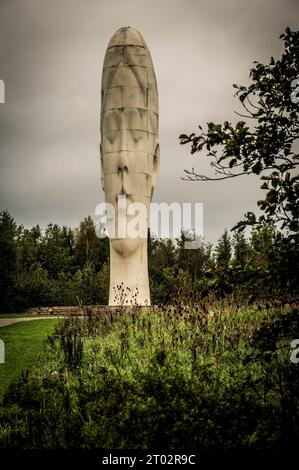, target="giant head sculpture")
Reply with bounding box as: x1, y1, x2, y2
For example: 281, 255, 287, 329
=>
100, 27, 159, 305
